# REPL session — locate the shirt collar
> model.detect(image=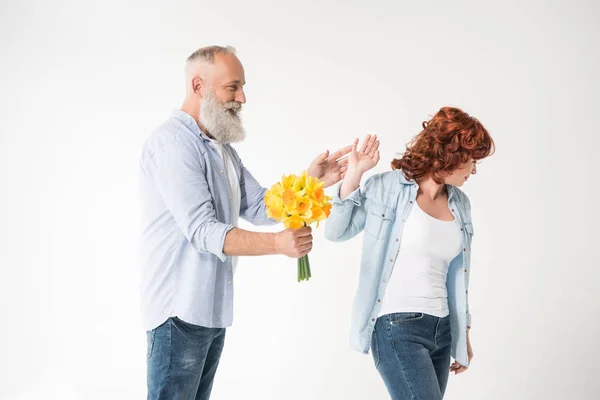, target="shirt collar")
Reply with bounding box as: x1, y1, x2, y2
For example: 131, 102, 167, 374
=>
446, 185, 457, 202
171, 109, 212, 142
397, 169, 457, 202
